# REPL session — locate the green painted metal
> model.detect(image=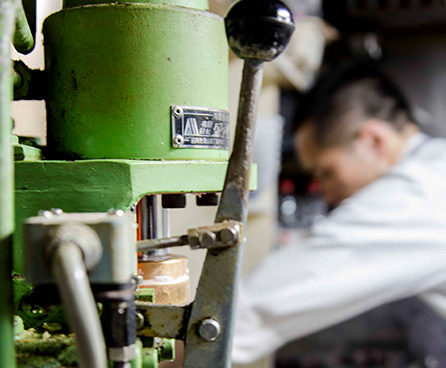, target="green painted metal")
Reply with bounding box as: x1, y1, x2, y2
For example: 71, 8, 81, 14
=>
142, 348, 159, 368
14, 144, 42, 161
0, 1, 18, 367
15, 331, 78, 367
43, 4, 228, 161
64, 0, 209, 10
131, 339, 143, 368
158, 338, 175, 362
13, 160, 257, 275
13, 2, 35, 55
